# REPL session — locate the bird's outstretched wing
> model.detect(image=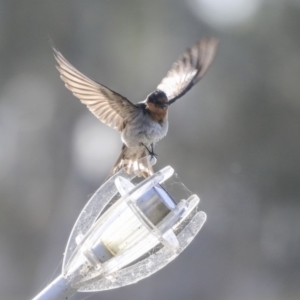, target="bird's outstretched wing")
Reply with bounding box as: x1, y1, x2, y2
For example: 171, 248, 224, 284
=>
157, 37, 219, 105
53, 48, 140, 132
